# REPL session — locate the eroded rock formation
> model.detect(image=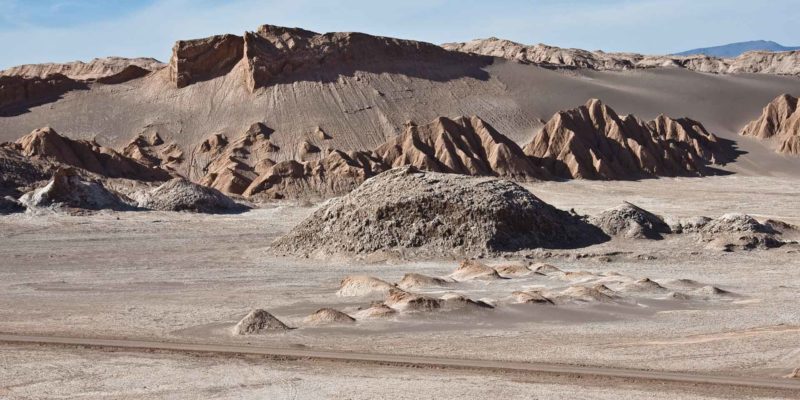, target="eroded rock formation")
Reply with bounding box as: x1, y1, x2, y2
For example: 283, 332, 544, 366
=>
374, 116, 548, 181
443, 37, 800, 76
740, 94, 800, 155
0, 74, 85, 115
5, 127, 171, 182
169, 34, 244, 88
0, 57, 164, 82
523, 99, 735, 179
